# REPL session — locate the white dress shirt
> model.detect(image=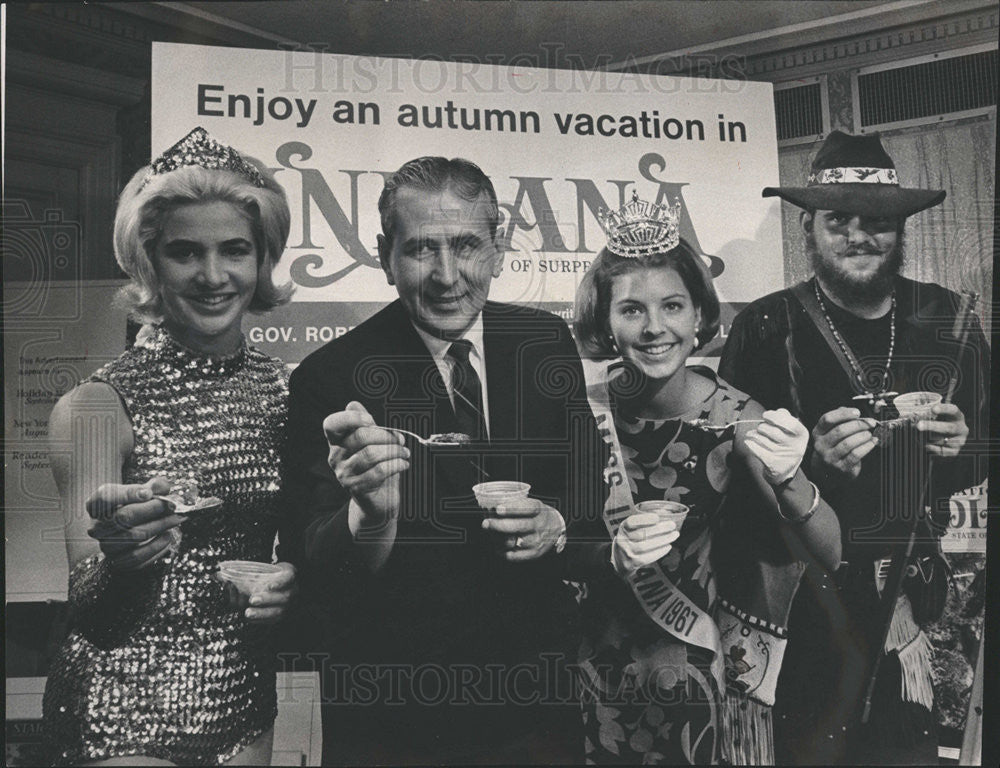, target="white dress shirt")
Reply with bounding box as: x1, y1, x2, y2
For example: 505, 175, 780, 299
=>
411, 316, 490, 437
